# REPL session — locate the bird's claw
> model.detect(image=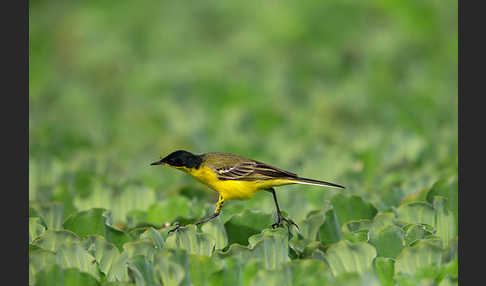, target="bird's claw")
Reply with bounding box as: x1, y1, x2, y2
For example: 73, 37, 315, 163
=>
168, 223, 182, 233
271, 215, 299, 230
